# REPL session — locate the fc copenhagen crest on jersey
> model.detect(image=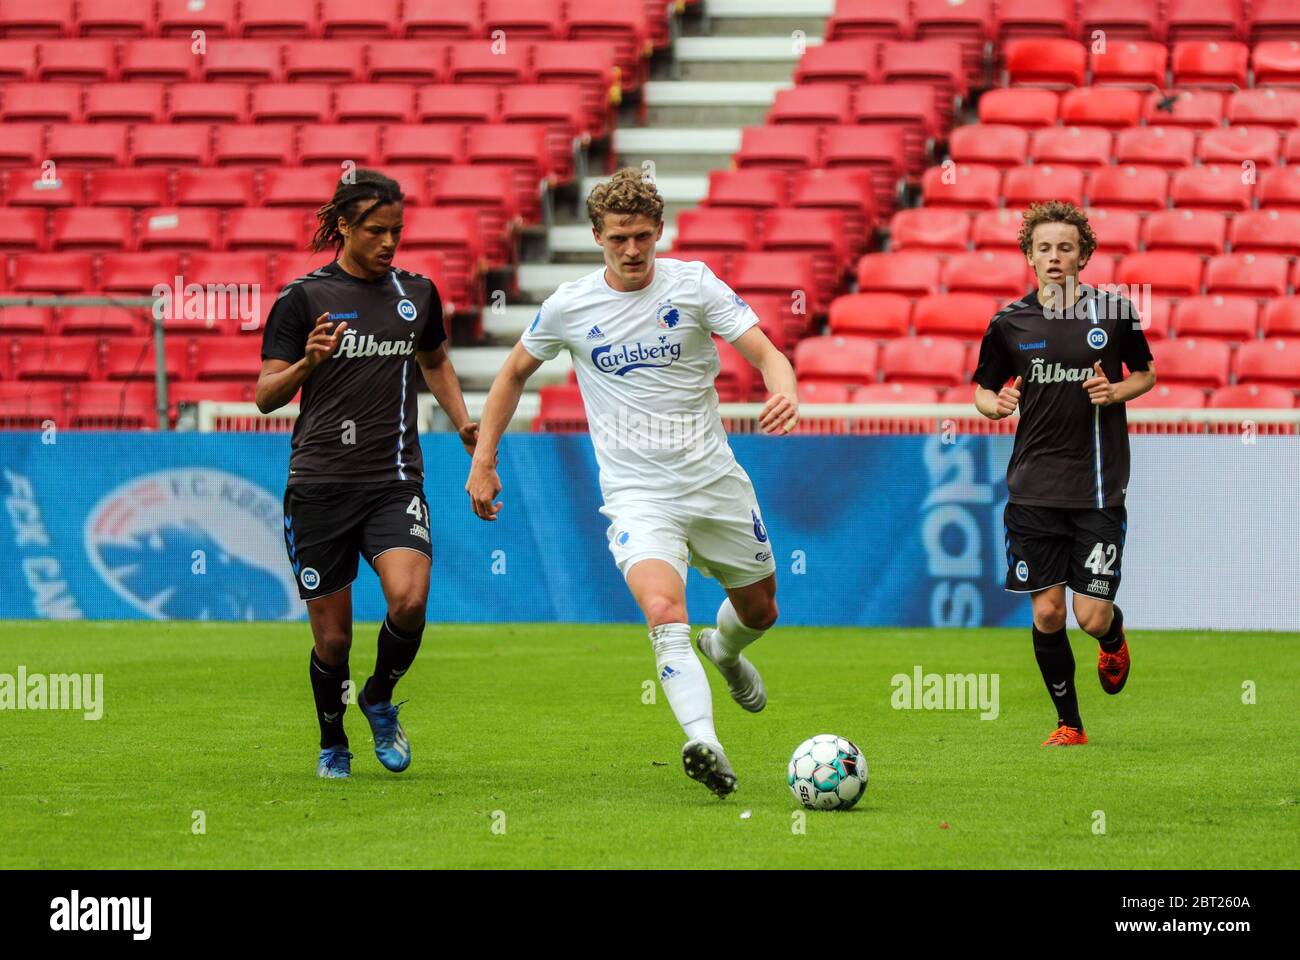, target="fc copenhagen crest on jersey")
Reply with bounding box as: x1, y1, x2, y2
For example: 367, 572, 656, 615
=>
656, 301, 680, 329
85, 469, 301, 620
396, 298, 417, 322
1087, 327, 1108, 350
